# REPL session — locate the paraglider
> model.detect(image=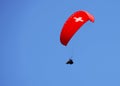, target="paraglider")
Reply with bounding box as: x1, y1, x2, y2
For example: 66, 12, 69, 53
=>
66, 58, 74, 65
60, 10, 95, 46
60, 10, 95, 65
